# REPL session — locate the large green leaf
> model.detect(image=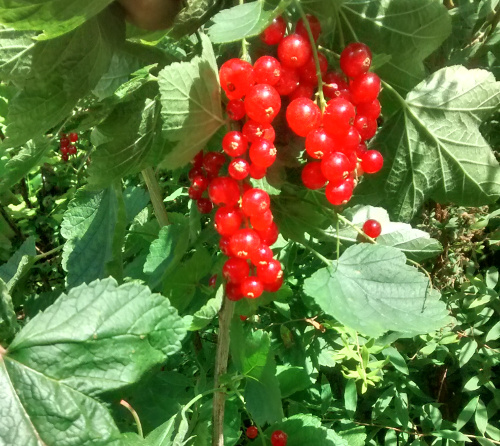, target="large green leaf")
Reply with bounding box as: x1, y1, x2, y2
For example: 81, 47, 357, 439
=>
0, 26, 37, 82
158, 33, 224, 170
0, 236, 36, 292
168, 0, 222, 39
3, 9, 122, 148
303, 244, 450, 338
358, 66, 500, 221
0, 0, 115, 39
0, 278, 186, 445
0, 279, 17, 341
61, 188, 123, 288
